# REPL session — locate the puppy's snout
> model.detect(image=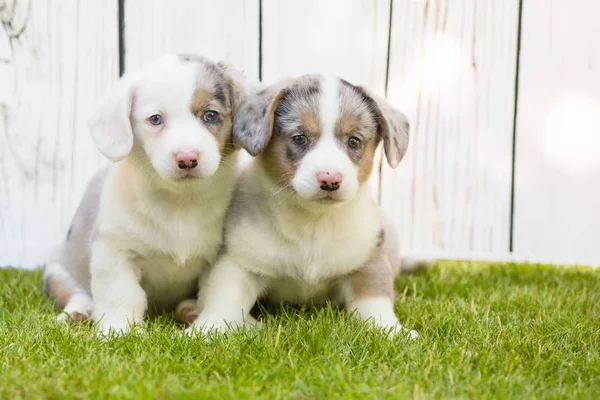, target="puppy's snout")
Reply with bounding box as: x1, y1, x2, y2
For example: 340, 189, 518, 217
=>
317, 171, 343, 192
175, 150, 199, 169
